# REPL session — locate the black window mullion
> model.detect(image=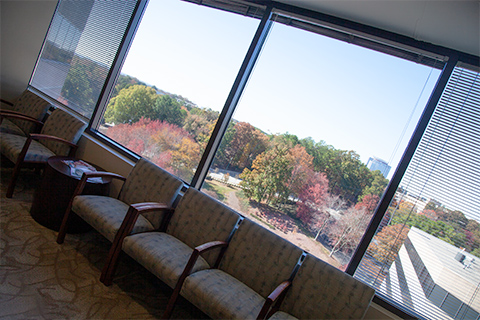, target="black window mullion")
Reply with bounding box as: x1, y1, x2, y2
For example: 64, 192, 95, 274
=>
346, 55, 459, 276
